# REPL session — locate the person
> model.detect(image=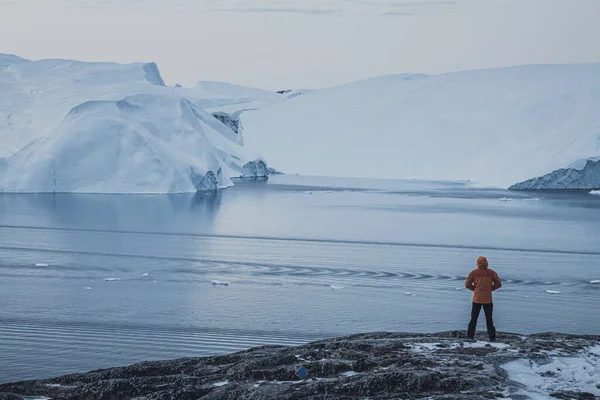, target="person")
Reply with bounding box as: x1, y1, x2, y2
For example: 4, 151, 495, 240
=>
465, 256, 502, 341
